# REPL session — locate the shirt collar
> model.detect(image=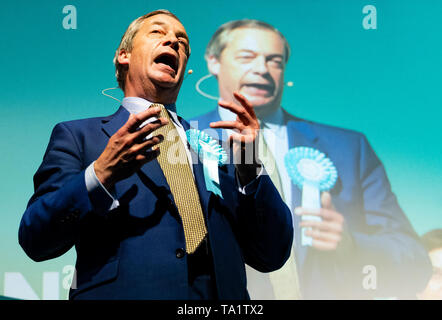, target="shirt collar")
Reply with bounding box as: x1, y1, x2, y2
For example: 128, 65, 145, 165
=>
122, 97, 176, 114
122, 97, 180, 126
